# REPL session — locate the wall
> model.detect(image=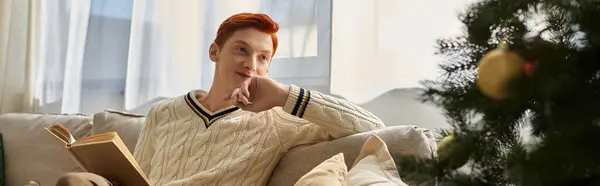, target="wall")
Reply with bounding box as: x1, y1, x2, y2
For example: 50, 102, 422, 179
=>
357, 88, 449, 129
